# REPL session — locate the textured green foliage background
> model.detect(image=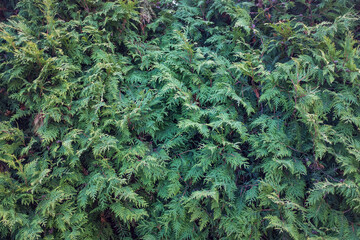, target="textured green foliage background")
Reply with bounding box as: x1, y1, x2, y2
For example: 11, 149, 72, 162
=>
0, 0, 360, 239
